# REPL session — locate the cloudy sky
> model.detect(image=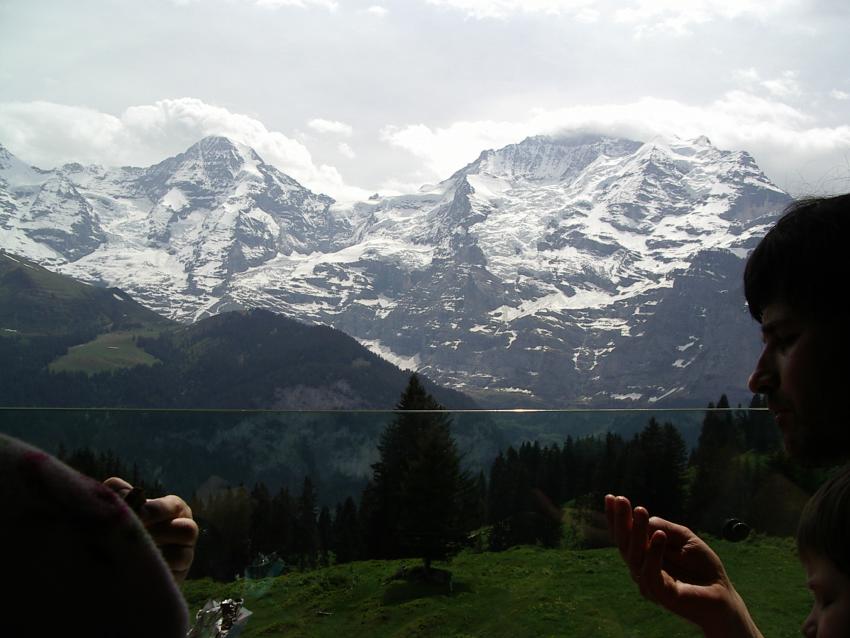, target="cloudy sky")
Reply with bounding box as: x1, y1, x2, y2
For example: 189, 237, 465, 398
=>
1, 0, 849, 203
